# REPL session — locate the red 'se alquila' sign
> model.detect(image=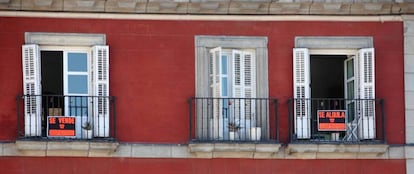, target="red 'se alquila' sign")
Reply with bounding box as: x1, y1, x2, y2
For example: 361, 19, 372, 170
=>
317, 110, 346, 131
